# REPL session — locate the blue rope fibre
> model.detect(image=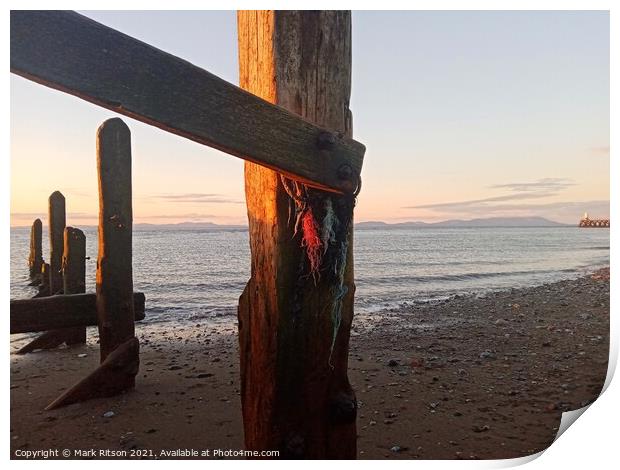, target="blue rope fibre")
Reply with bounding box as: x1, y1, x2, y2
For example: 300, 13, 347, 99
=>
321, 198, 337, 253
328, 236, 349, 368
